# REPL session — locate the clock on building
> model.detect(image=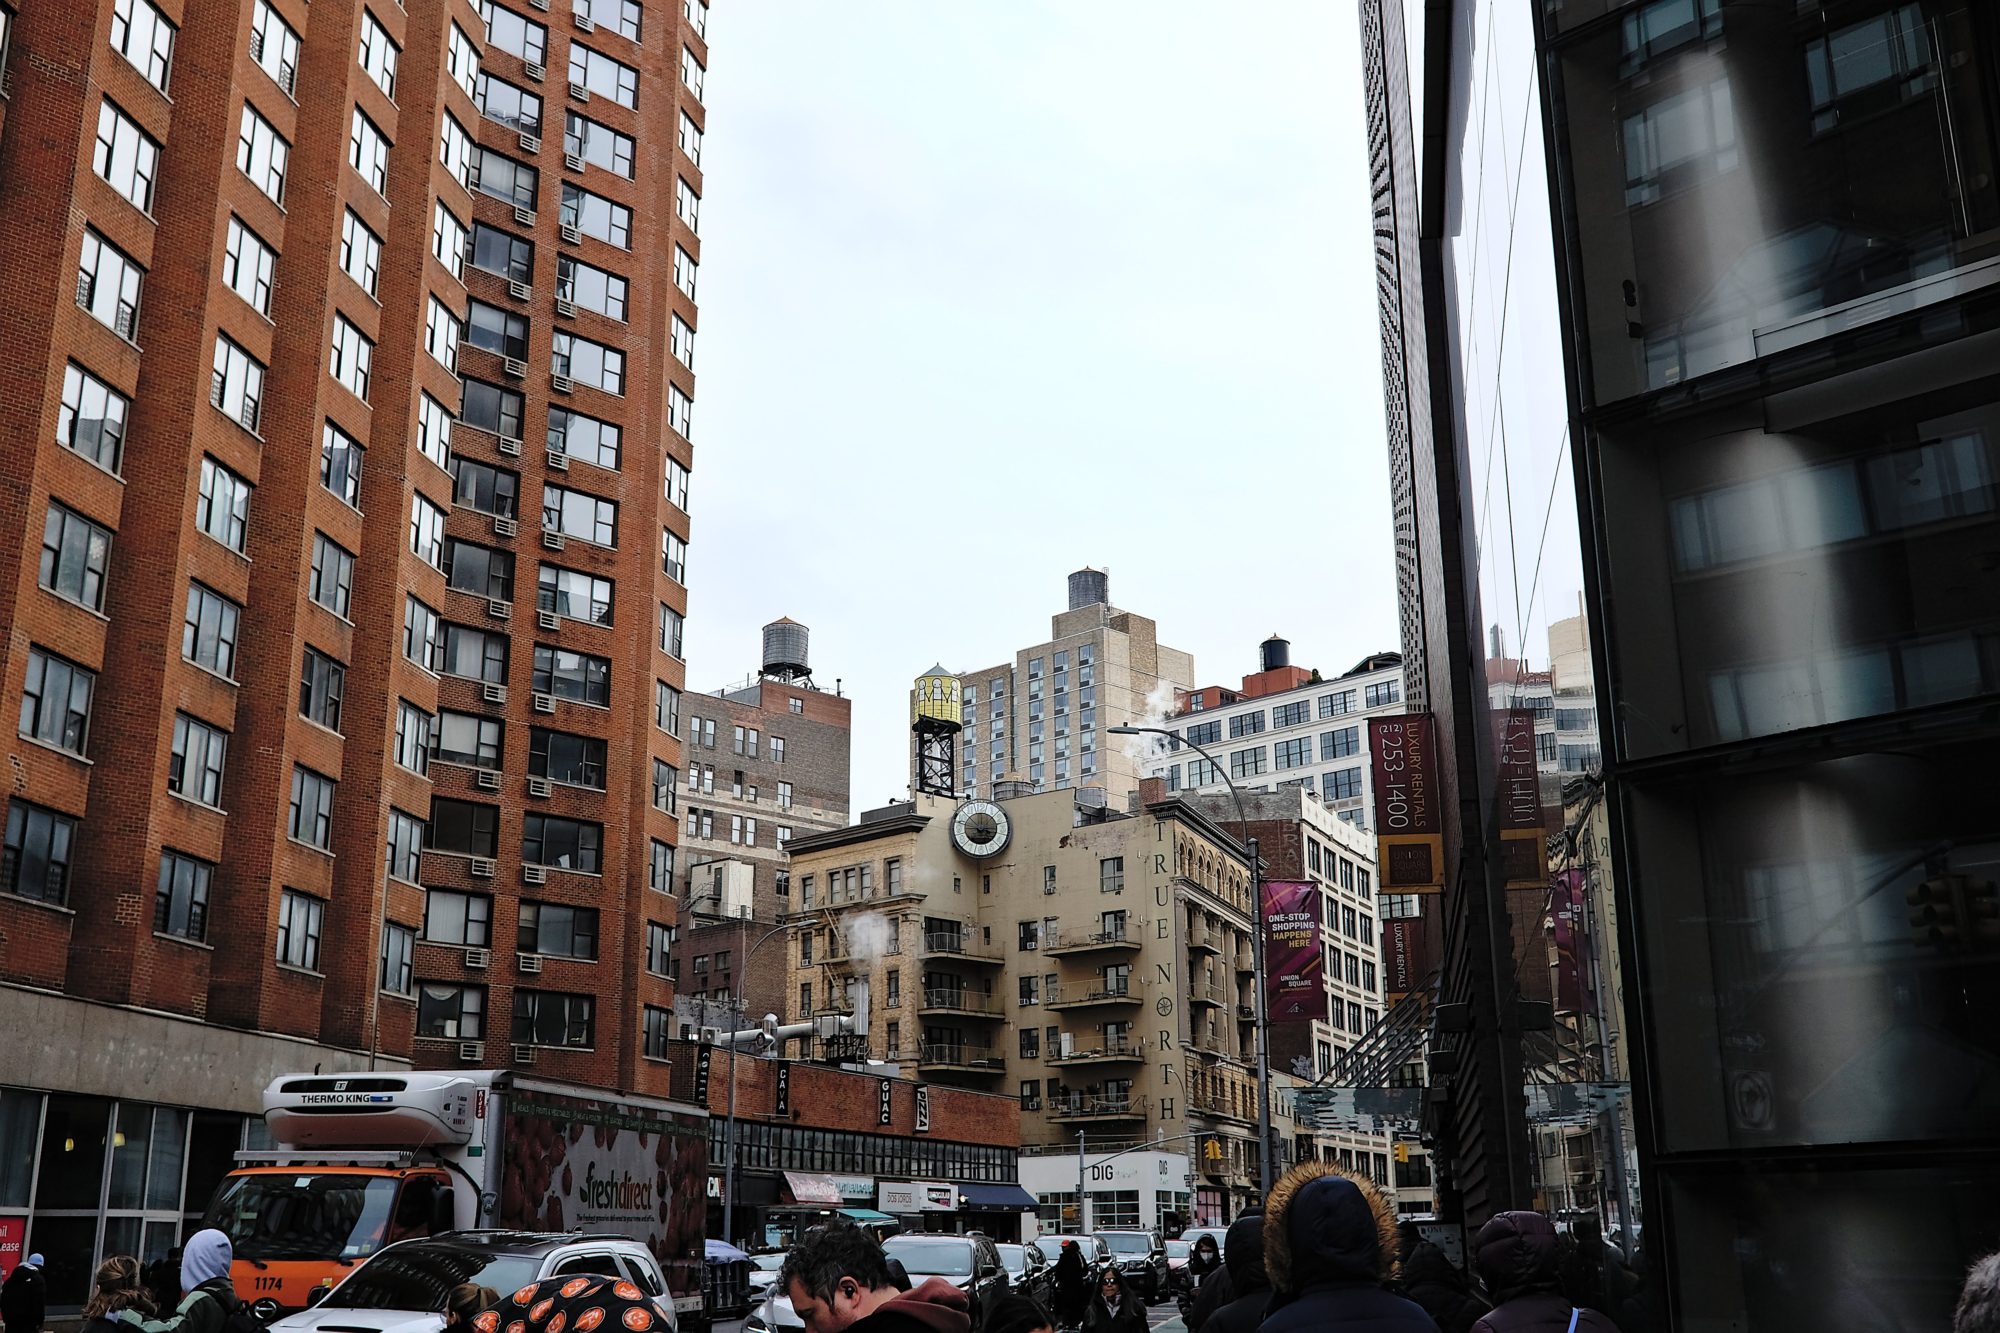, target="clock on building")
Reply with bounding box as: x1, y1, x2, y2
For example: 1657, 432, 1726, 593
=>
950, 799, 1012, 859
